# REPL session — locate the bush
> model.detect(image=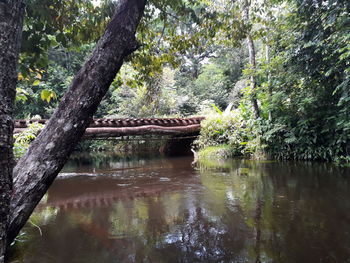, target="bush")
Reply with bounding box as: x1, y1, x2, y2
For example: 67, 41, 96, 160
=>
198, 145, 236, 159
195, 106, 254, 157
